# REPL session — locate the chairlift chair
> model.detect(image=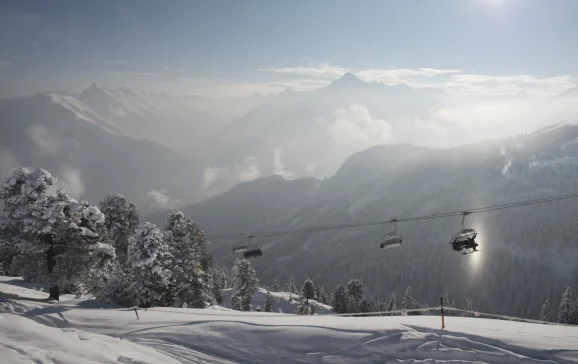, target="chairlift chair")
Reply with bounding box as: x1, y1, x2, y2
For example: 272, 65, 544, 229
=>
380, 219, 403, 249
449, 212, 479, 254
233, 235, 254, 254
243, 245, 263, 259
